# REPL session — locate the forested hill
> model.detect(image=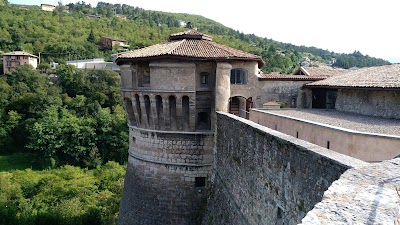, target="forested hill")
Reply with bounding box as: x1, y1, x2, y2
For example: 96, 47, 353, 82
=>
0, 1, 390, 73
